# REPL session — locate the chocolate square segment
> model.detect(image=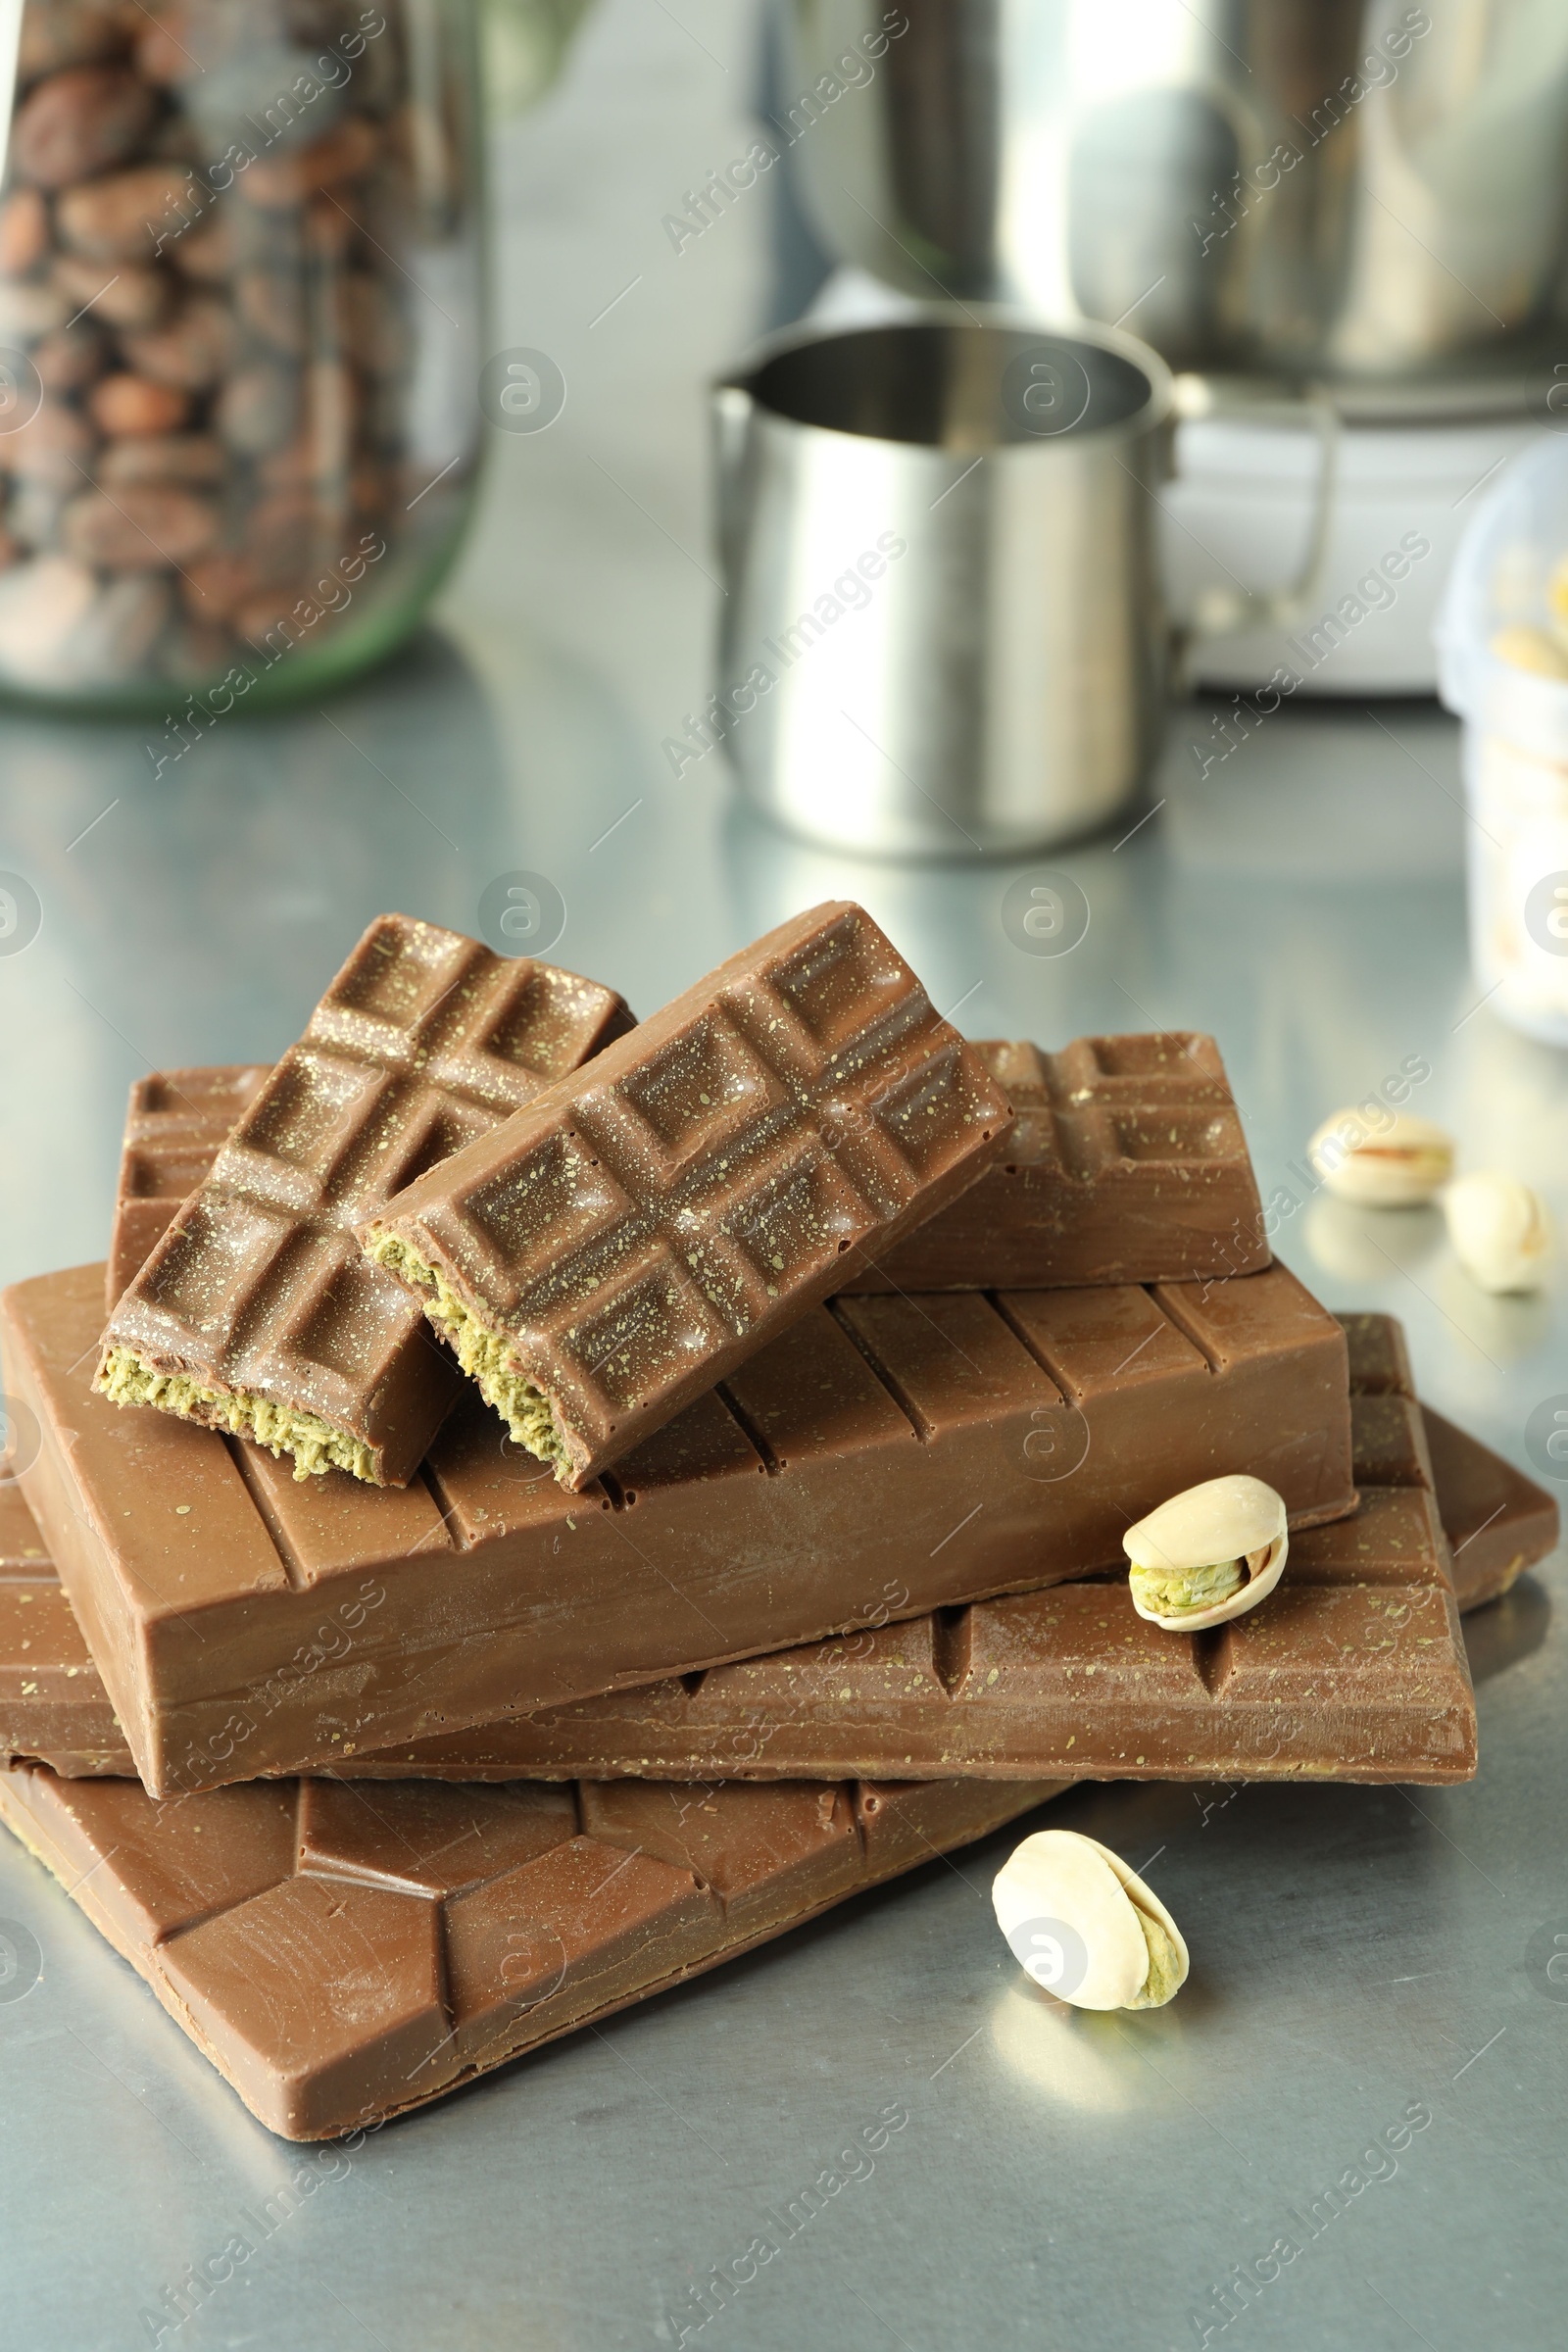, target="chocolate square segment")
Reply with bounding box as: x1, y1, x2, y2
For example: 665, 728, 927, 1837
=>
362, 904, 1012, 1491
838, 1030, 1268, 1293
95, 916, 634, 1488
